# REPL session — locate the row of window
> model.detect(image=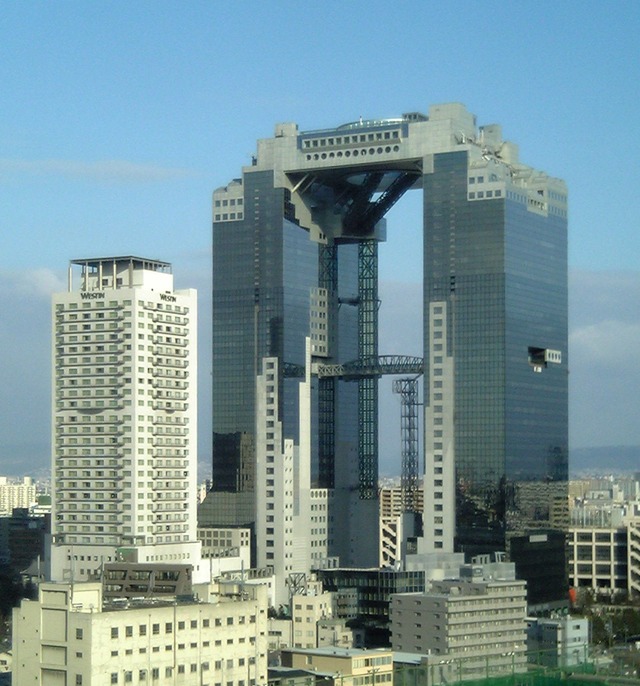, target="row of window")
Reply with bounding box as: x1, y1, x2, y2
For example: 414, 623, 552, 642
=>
468, 189, 503, 200
106, 667, 257, 683
306, 145, 400, 162
303, 129, 400, 148
214, 197, 243, 207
